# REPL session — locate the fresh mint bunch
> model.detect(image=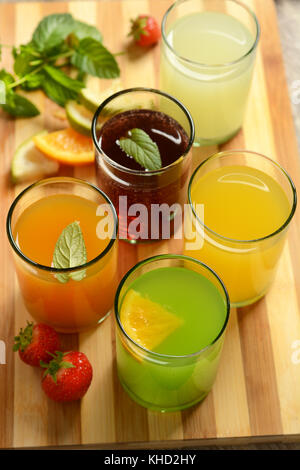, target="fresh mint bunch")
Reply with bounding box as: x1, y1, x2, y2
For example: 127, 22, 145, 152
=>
0, 13, 120, 117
